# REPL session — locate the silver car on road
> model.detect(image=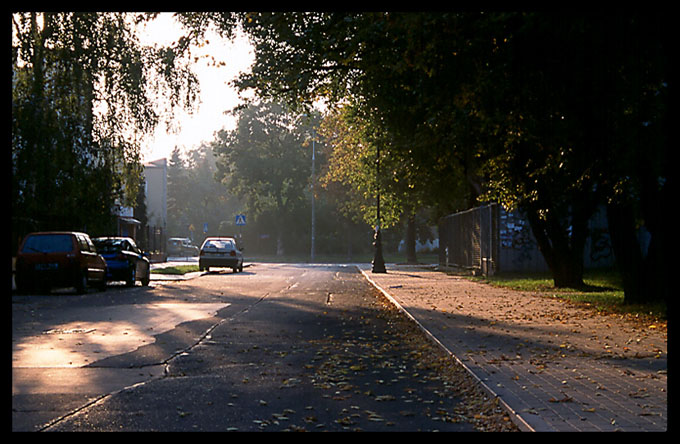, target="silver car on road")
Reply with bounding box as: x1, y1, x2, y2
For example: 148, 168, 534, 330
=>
198, 237, 244, 273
